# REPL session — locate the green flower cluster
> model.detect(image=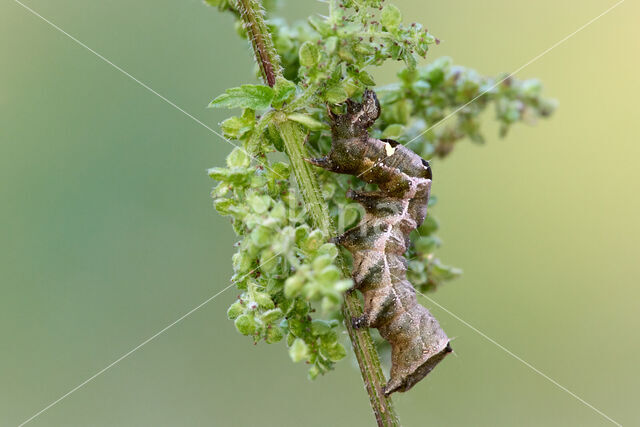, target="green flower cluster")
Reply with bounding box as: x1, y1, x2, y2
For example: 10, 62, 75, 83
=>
205, 0, 554, 379
374, 56, 557, 158
269, 0, 438, 104
210, 143, 351, 375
